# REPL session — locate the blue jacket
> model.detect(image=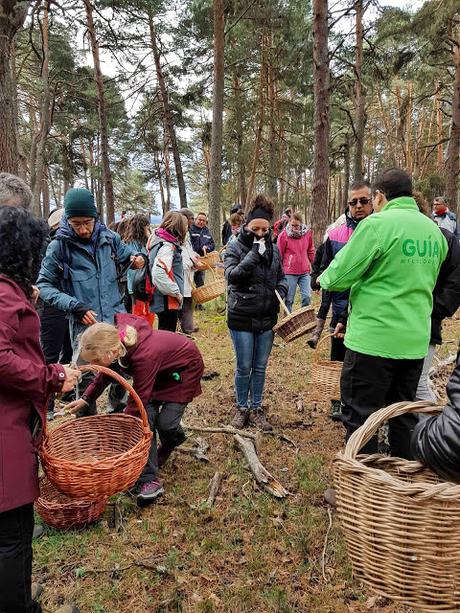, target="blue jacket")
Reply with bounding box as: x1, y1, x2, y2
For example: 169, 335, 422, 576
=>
190, 224, 216, 256
37, 219, 136, 325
